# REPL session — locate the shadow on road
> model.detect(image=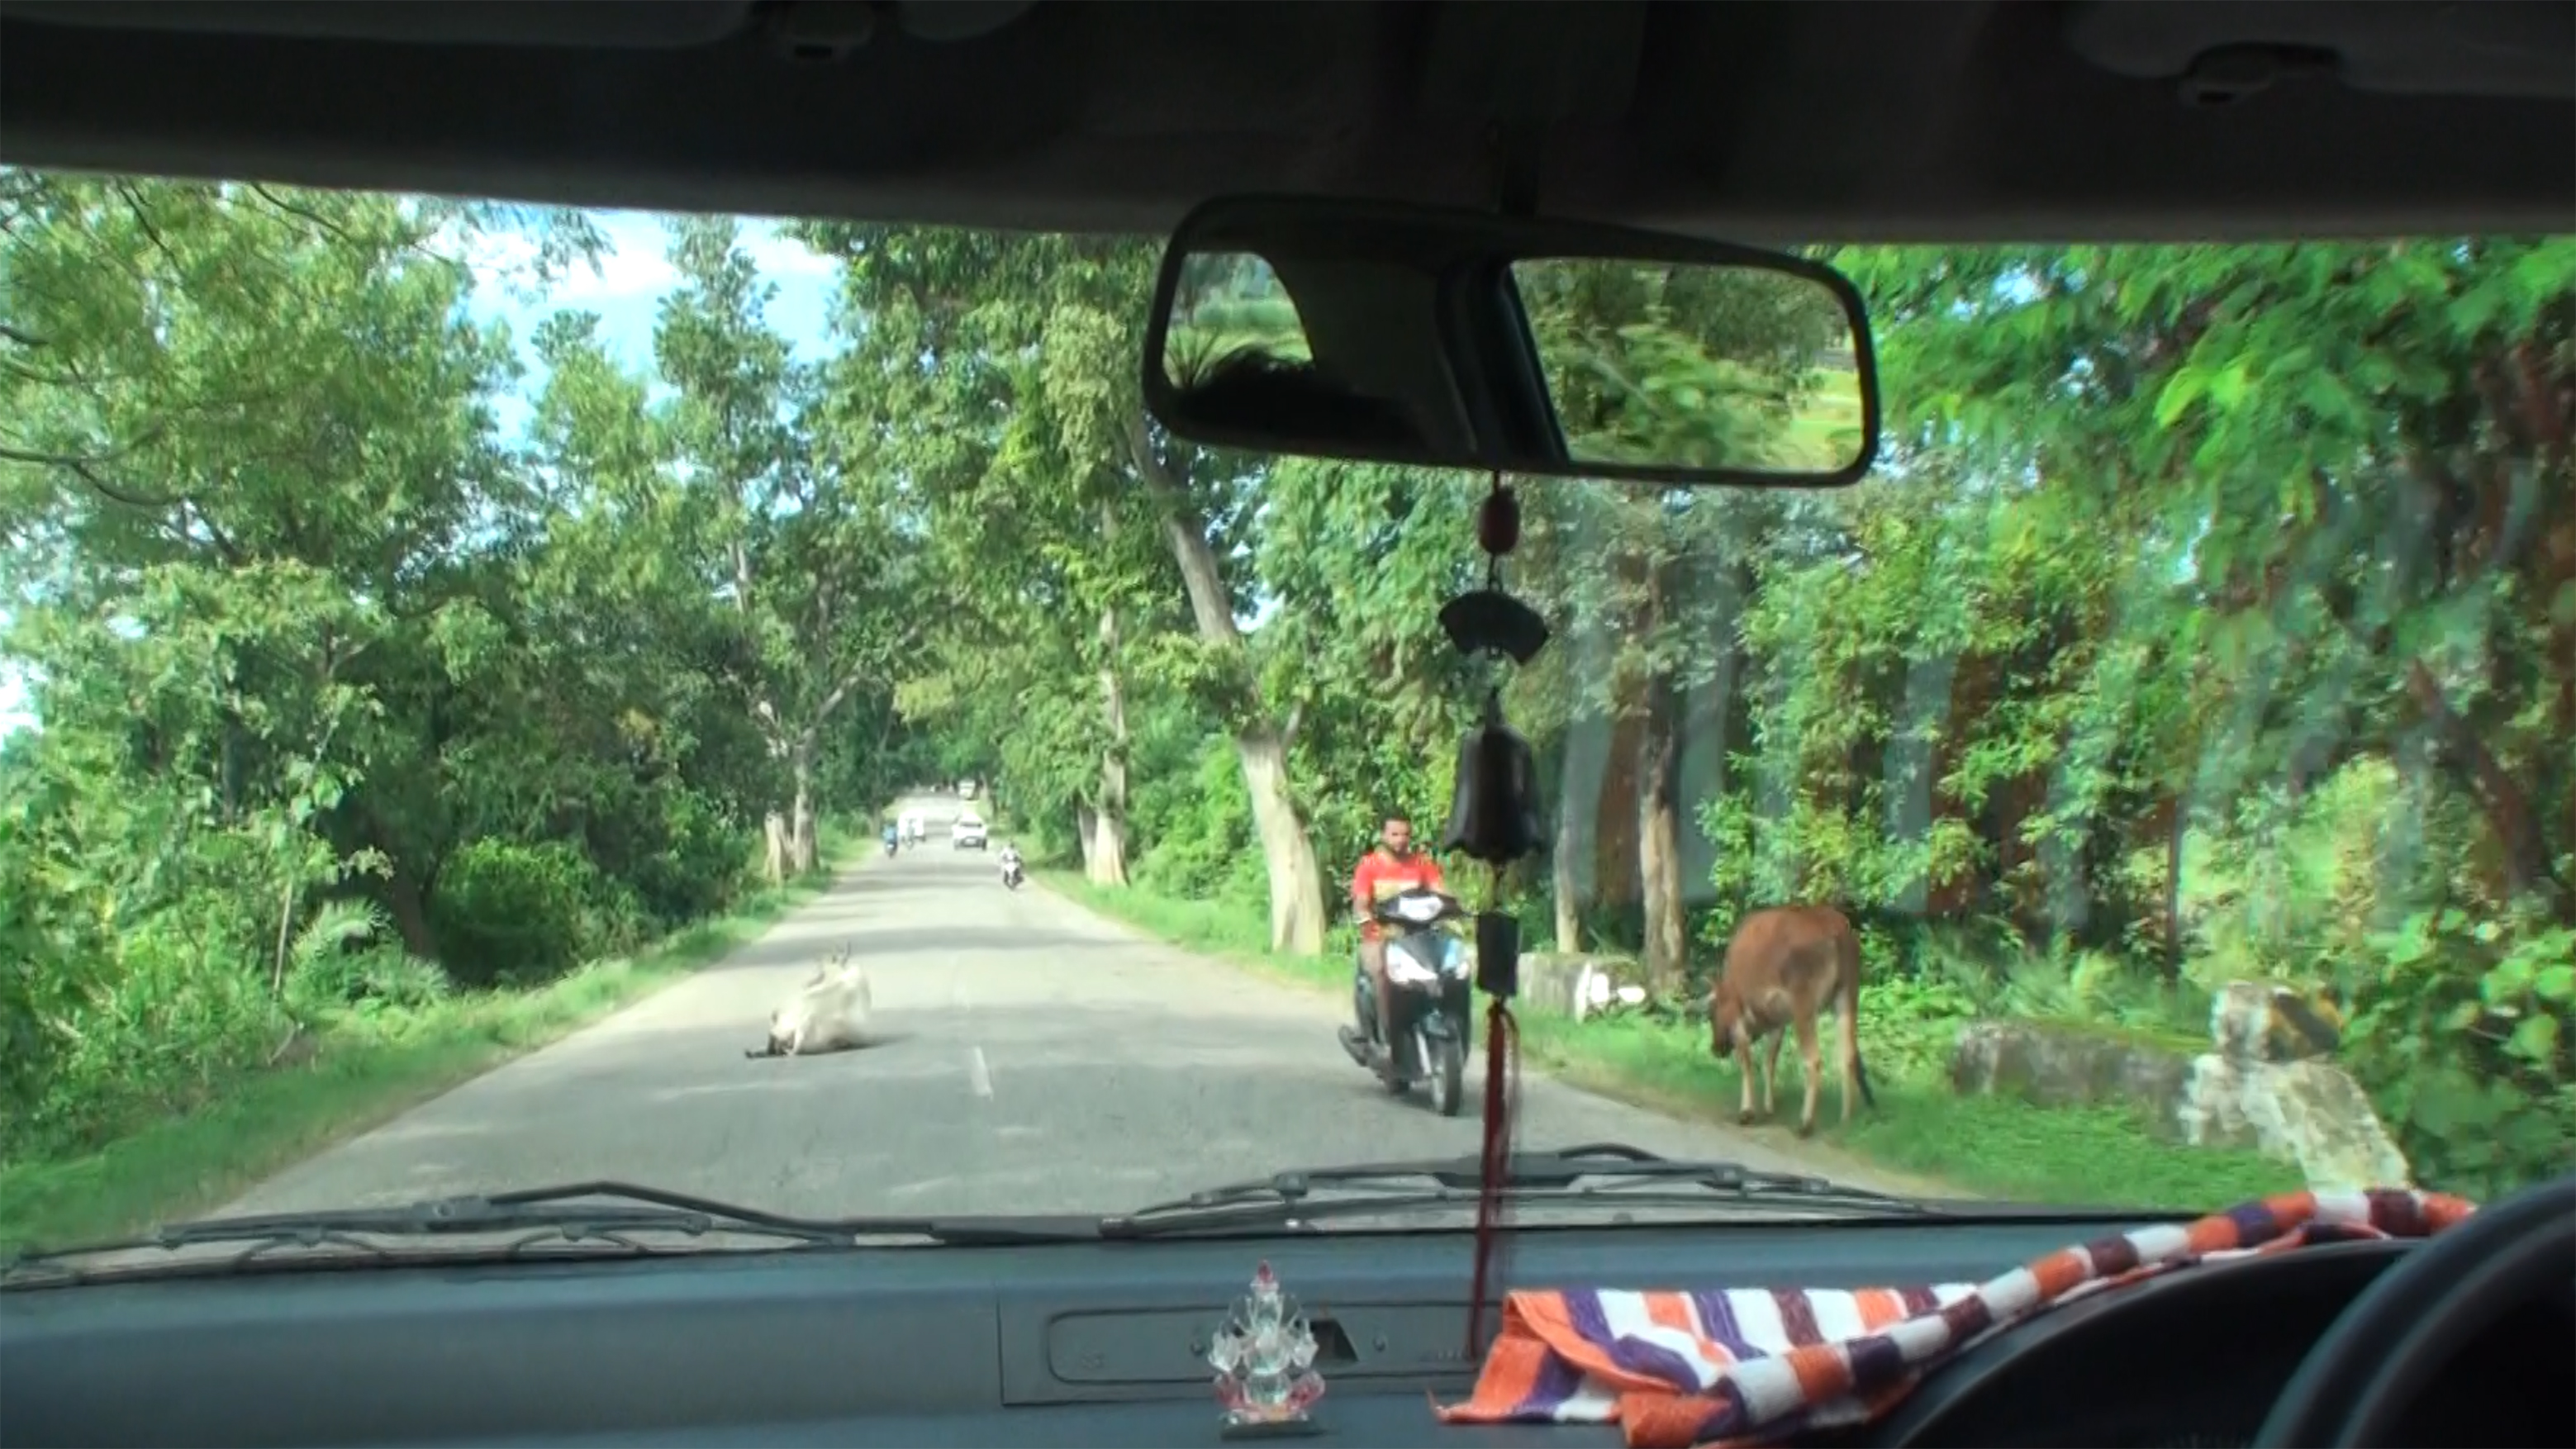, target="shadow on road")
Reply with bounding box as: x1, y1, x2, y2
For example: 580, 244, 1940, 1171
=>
825, 925, 1137, 958
784, 869, 928, 900
735, 1027, 920, 1062
691, 921, 1133, 970
222, 815, 1941, 1220
388, 993, 1486, 1128
254, 1038, 1503, 1219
